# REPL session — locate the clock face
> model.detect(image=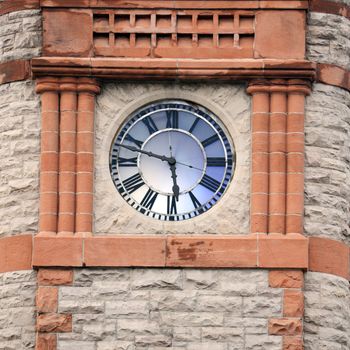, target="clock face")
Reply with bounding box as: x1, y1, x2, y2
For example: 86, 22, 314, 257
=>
110, 100, 235, 221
